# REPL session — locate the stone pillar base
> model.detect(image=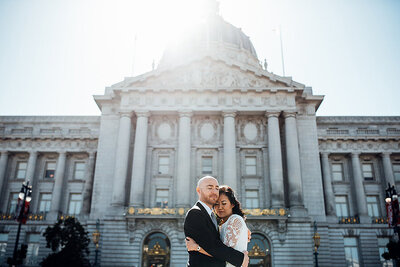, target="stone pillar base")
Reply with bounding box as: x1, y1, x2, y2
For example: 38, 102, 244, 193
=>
289, 206, 308, 217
